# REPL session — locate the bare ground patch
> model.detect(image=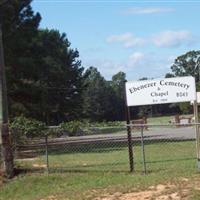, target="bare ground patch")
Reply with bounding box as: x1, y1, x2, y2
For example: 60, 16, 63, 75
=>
93, 177, 200, 200
32, 163, 46, 168
40, 195, 59, 200
16, 158, 36, 162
